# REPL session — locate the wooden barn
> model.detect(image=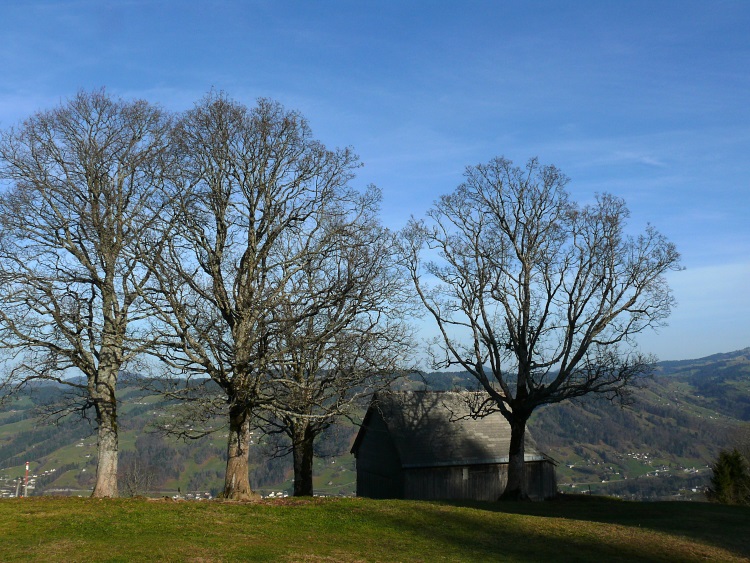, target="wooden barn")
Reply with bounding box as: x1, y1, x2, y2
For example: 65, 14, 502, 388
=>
351, 391, 557, 501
